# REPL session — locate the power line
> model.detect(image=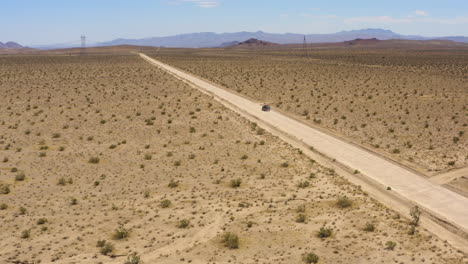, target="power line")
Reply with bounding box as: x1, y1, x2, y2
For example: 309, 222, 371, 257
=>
80, 35, 86, 55
303, 35, 308, 57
